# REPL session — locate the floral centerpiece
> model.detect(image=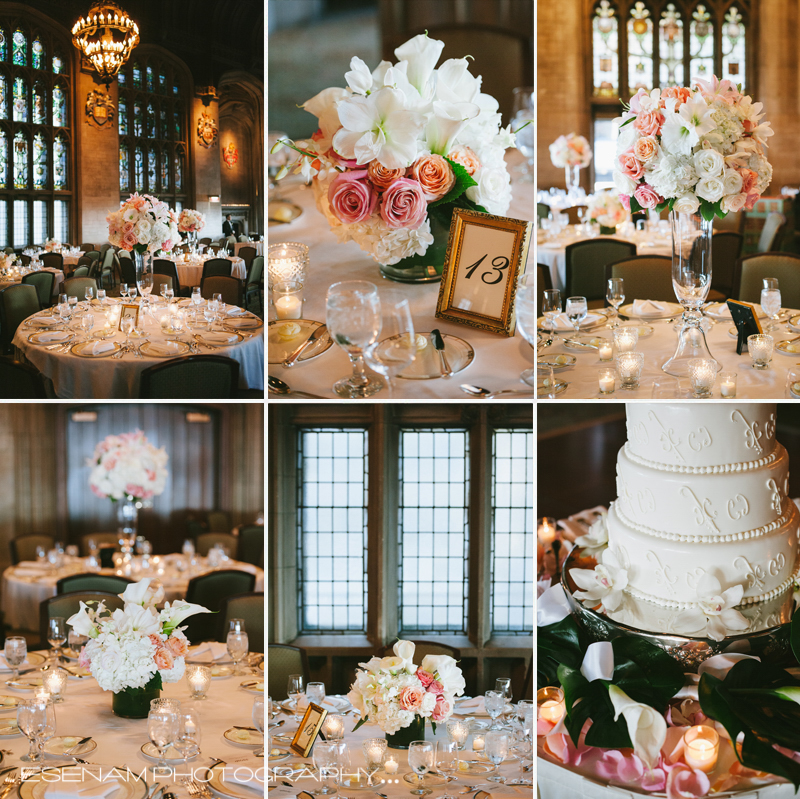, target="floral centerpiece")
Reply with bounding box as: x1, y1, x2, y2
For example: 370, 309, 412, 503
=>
586, 190, 628, 233
44, 238, 61, 252
68, 578, 210, 718
550, 133, 592, 194
348, 639, 465, 748
275, 33, 517, 282
177, 208, 206, 240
